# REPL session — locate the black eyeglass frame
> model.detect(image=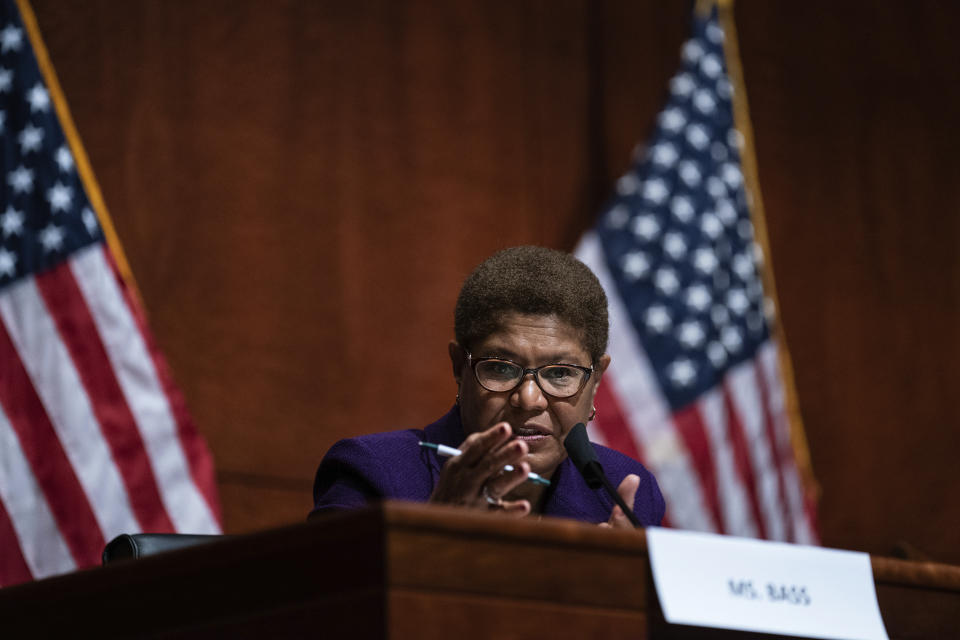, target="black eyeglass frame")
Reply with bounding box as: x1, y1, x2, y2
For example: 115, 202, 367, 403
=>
465, 351, 594, 398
